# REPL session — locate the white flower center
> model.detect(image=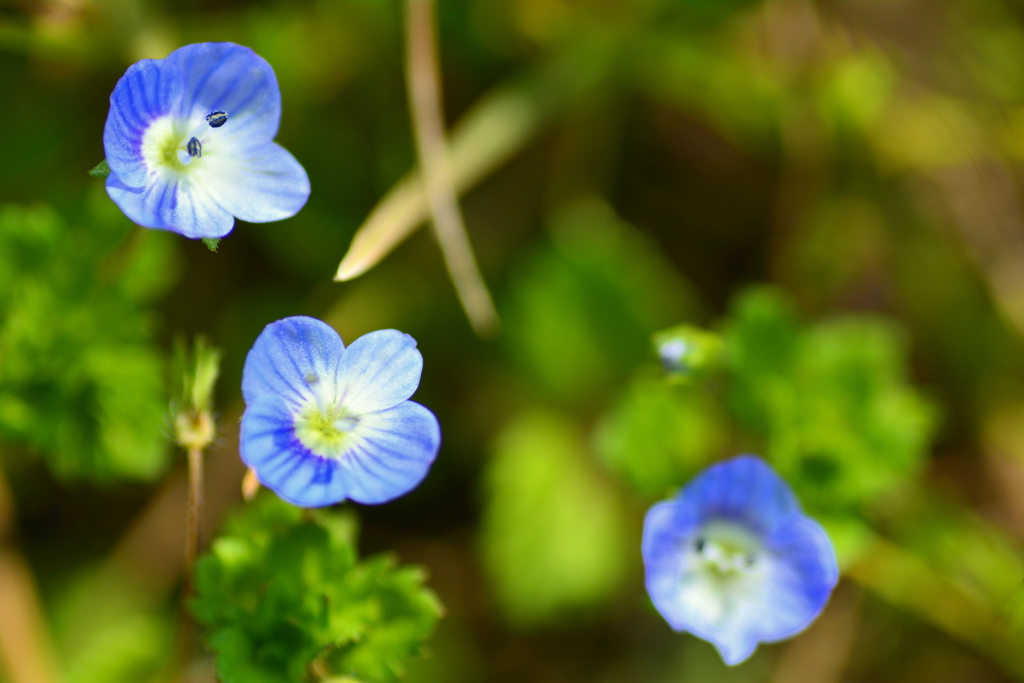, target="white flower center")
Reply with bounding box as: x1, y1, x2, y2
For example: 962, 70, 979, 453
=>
692, 528, 758, 576
676, 521, 770, 629
141, 110, 229, 174
292, 389, 360, 458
